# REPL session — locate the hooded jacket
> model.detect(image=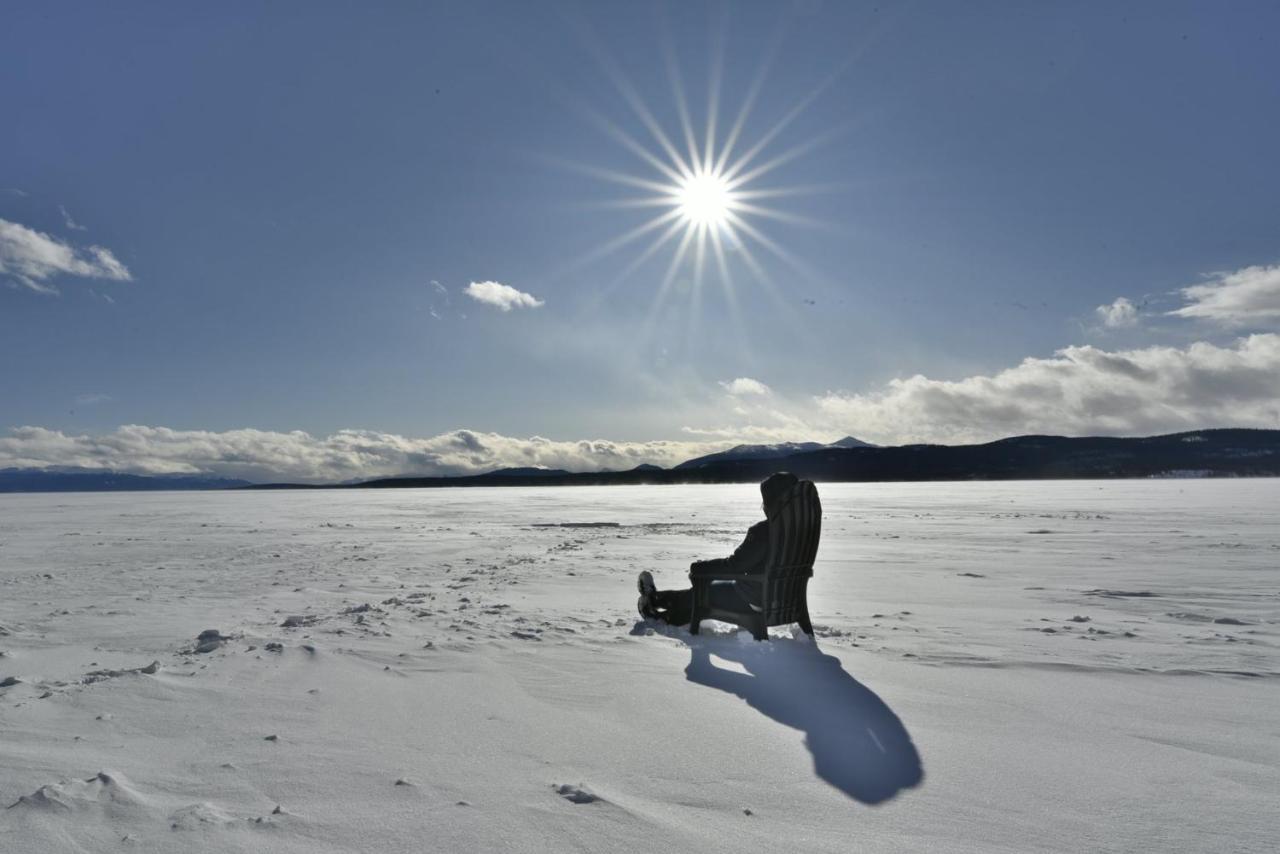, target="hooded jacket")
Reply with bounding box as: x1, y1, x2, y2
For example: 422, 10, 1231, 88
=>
688, 473, 798, 609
